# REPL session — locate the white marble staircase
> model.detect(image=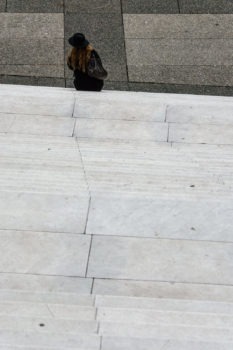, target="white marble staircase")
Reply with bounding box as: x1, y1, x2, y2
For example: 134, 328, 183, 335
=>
0, 84, 233, 349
